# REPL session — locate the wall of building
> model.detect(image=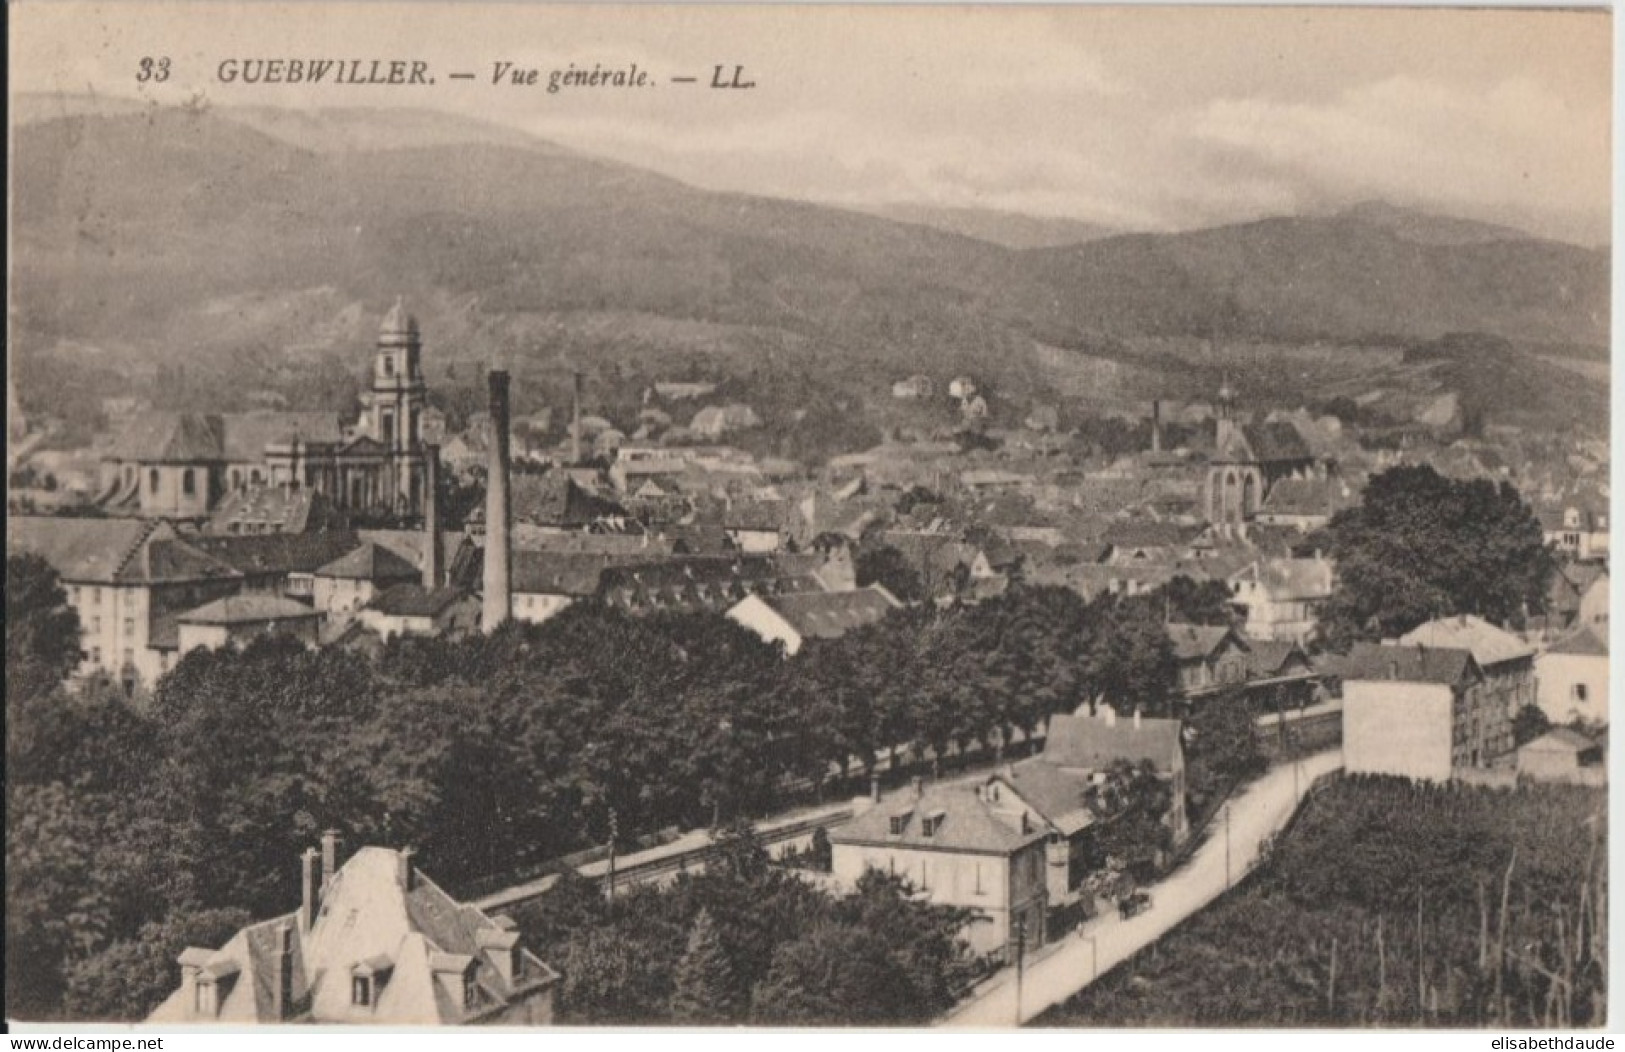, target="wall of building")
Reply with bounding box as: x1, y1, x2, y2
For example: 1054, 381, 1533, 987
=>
1343, 682, 1453, 783
136, 462, 219, 518
1256, 701, 1343, 761
1535, 652, 1608, 725
315, 577, 378, 616
831, 843, 1045, 956
512, 593, 574, 626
